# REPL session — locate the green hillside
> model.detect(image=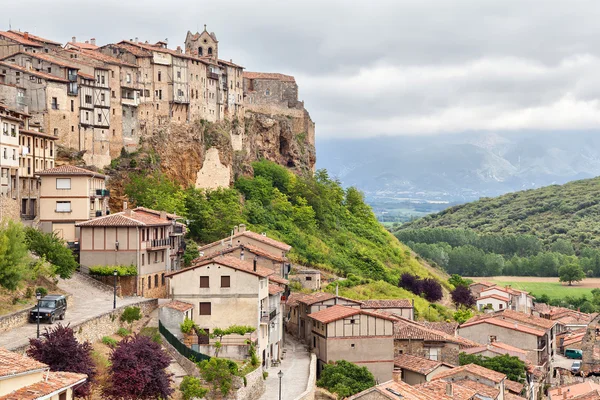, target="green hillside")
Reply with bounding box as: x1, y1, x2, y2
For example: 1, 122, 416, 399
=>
400, 177, 600, 250
116, 159, 451, 320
